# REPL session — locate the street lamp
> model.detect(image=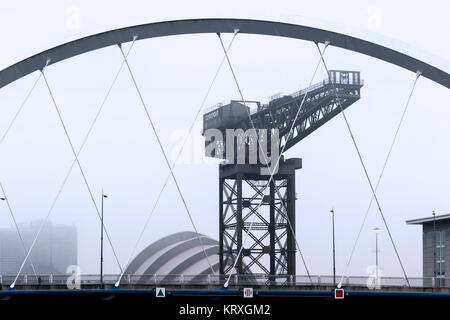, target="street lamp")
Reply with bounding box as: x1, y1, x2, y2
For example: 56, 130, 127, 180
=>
100, 191, 108, 289
330, 208, 336, 287
373, 227, 381, 287
432, 209, 436, 287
